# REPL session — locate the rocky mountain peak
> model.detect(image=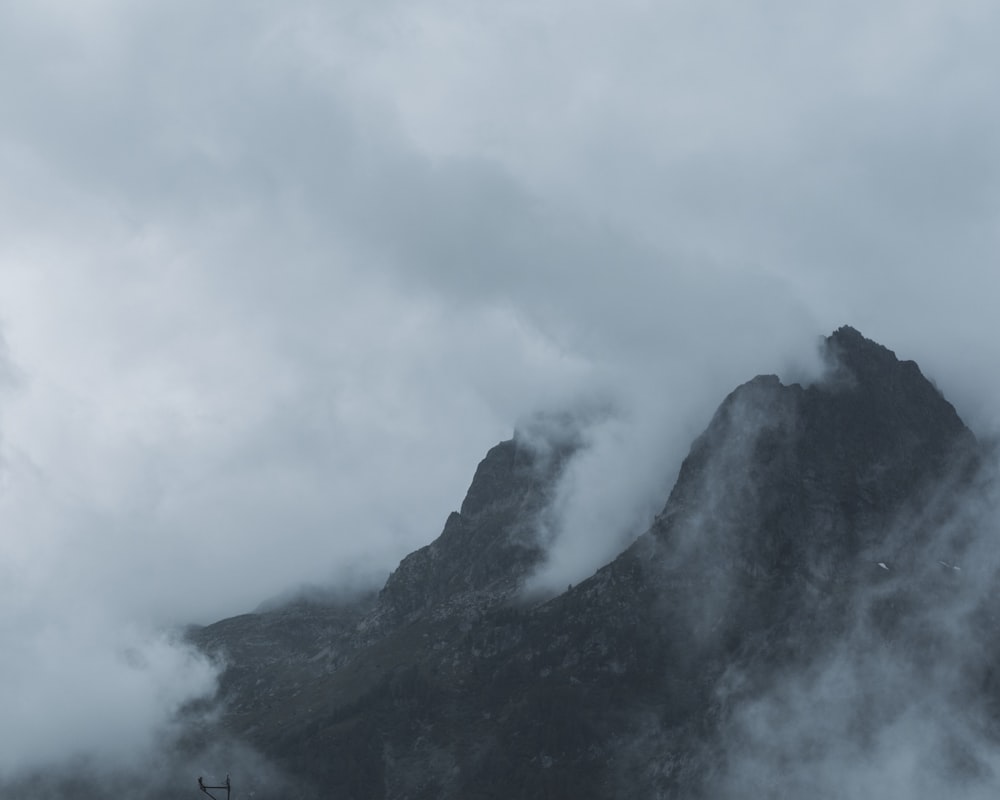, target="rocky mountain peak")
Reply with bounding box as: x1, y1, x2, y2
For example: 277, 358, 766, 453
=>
824, 325, 968, 440
616, 327, 977, 620
376, 426, 578, 622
